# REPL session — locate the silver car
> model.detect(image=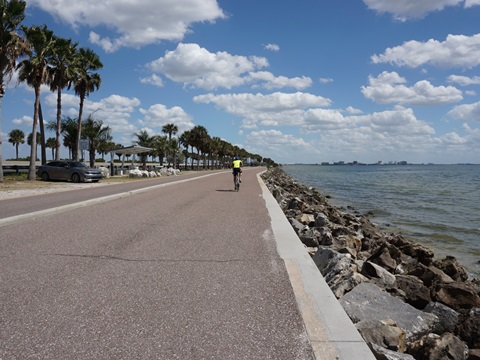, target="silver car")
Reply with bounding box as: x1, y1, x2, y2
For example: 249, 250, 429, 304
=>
37, 161, 103, 183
